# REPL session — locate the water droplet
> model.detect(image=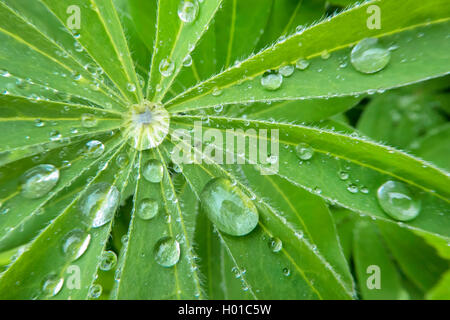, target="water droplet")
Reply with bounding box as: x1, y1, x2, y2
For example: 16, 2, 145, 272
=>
79, 183, 120, 228
88, 284, 102, 299
154, 237, 180, 267
200, 178, 259, 236
81, 113, 98, 128
49, 130, 62, 141
339, 171, 349, 180
320, 50, 330, 60
34, 119, 45, 127
61, 229, 91, 261
127, 83, 136, 92
261, 71, 283, 91
137, 198, 159, 220
143, 159, 164, 183
347, 184, 358, 194
295, 143, 314, 160
159, 58, 175, 77
99, 250, 117, 271
20, 164, 60, 199
351, 38, 391, 74
84, 140, 105, 158
377, 181, 421, 221
268, 237, 282, 253
282, 267, 291, 276
295, 58, 310, 70
182, 54, 193, 67
42, 273, 64, 297
278, 65, 294, 77
212, 87, 222, 96
178, 0, 199, 23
